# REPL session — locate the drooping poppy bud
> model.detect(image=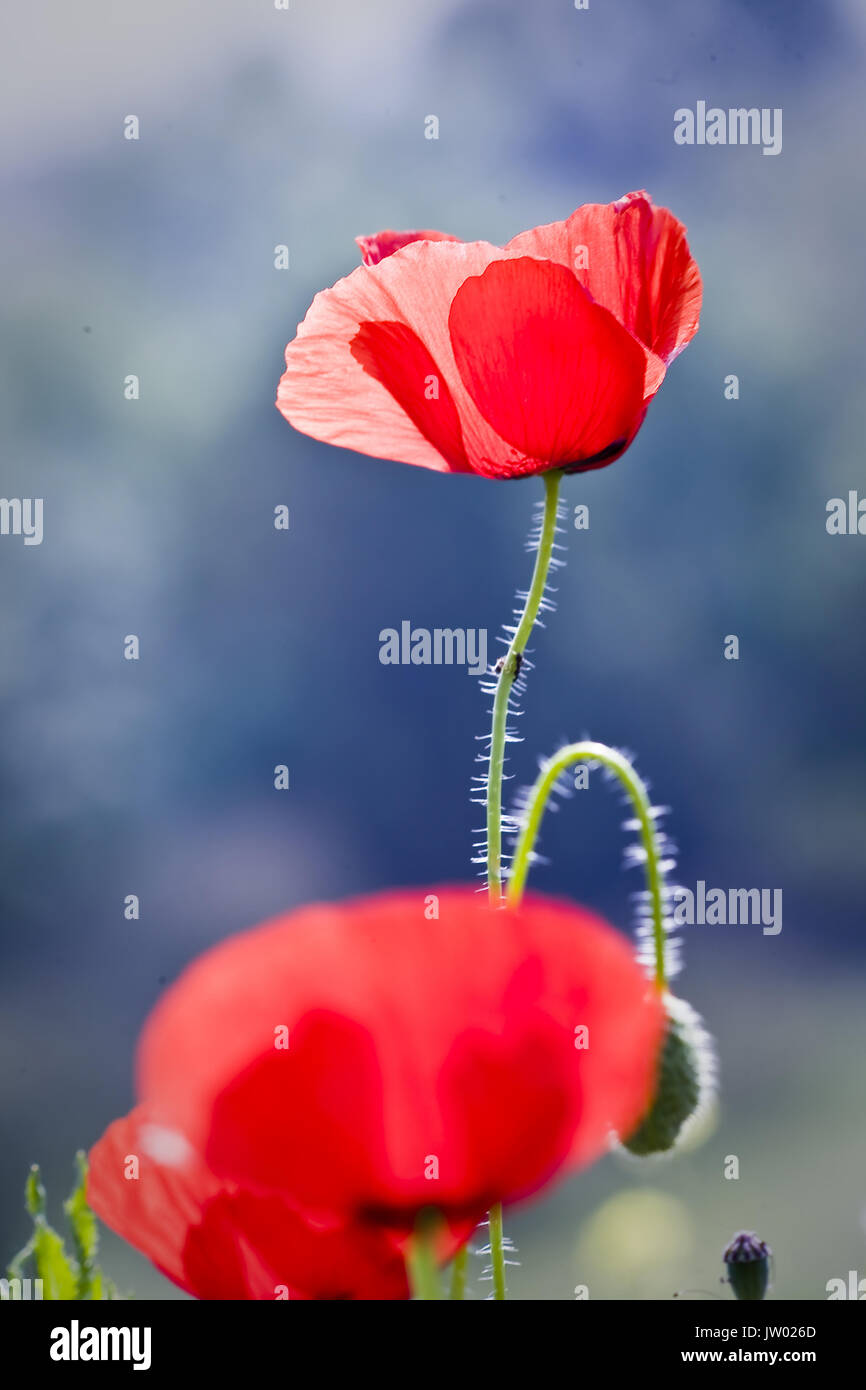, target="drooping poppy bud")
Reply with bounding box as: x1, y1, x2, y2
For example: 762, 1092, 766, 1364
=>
723, 1231, 772, 1301
621, 994, 715, 1156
